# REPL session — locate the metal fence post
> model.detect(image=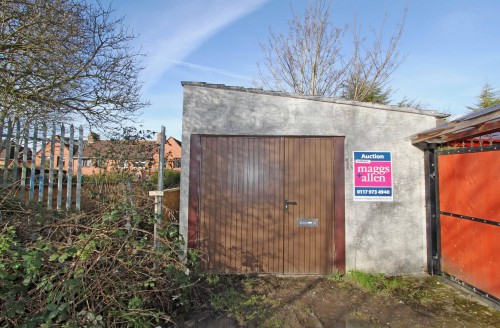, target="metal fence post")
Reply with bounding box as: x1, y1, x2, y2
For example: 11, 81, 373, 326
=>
56, 124, 65, 210
29, 125, 38, 202
48, 124, 56, 209
39, 124, 47, 203
0, 120, 4, 156
76, 126, 83, 212
0, 120, 84, 211
150, 126, 166, 251
66, 125, 74, 210
20, 124, 29, 200
2, 120, 13, 186
12, 120, 21, 181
